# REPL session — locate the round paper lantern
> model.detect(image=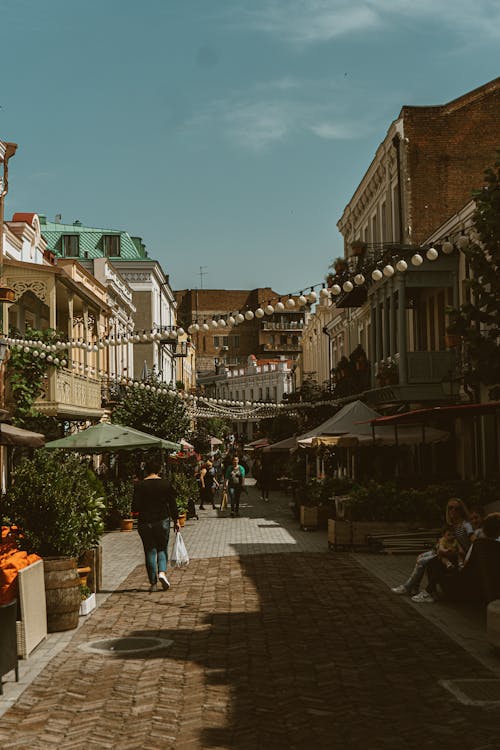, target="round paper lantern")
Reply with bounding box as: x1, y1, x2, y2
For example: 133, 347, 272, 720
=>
331, 284, 342, 296
275, 301, 285, 312
442, 240, 454, 255
383, 264, 395, 277
228, 316, 236, 326
372, 269, 383, 281
211, 319, 219, 329
285, 297, 295, 309
354, 273, 365, 285
255, 307, 265, 318
202, 322, 210, 332
342, 280, 353, 293
457, 235, 469, 251
218, 319, 227, 328
236, 313, 245, 324
319, 287, 330, 298
396, 259, 408, 272
264, 304, 274, 315
298, 294, 307, 306
411, 253, 423, 266
307, 290, 318, 303
426, 247, 438, 261
244, 310, 254, 320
